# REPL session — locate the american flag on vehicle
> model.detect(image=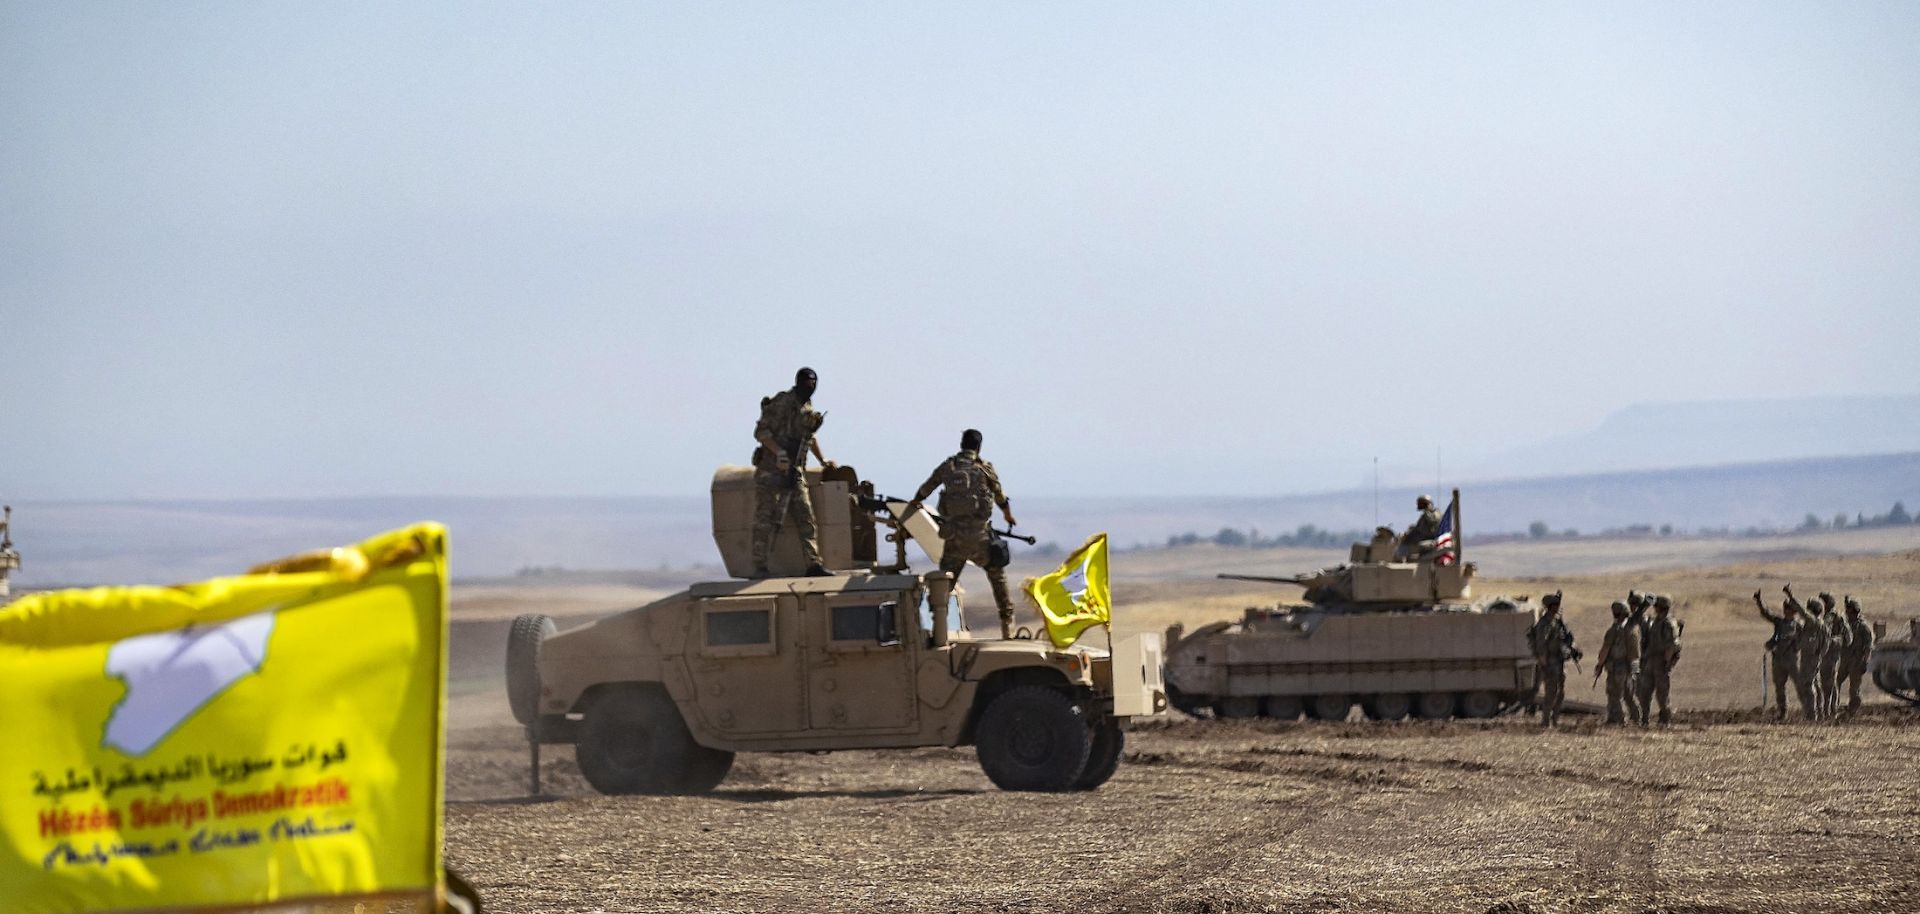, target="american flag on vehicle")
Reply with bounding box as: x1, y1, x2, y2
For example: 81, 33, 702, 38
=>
1433, 499, 1458, 566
